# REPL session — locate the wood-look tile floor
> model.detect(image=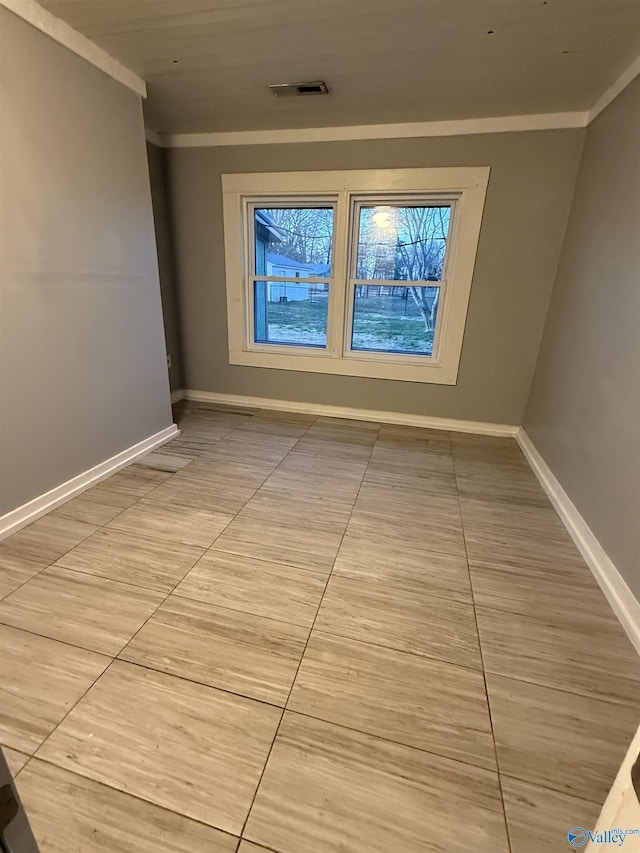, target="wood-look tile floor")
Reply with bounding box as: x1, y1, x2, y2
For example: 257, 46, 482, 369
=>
1, 403, 638, 852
